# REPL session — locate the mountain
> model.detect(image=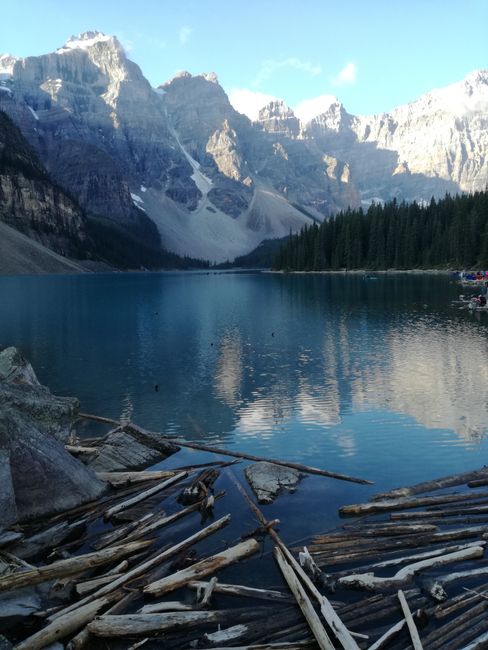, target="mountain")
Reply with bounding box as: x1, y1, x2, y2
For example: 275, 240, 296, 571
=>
1, 33, 347, 263
0, 110, 88, 259
1, 32, 487, 264
301, 70, 488, 205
